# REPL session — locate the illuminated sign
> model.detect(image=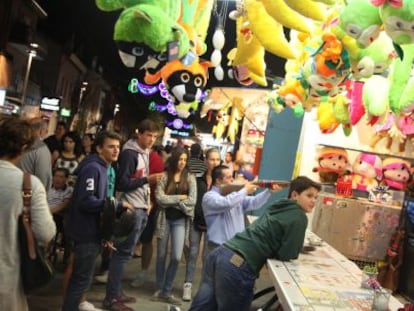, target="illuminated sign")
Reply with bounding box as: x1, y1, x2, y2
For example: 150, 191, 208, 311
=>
0, 89, 5, 106
40, 97, 60, 111
170, 129, 190, 137
60, 108, 71, 117
0, 99, 20, 115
